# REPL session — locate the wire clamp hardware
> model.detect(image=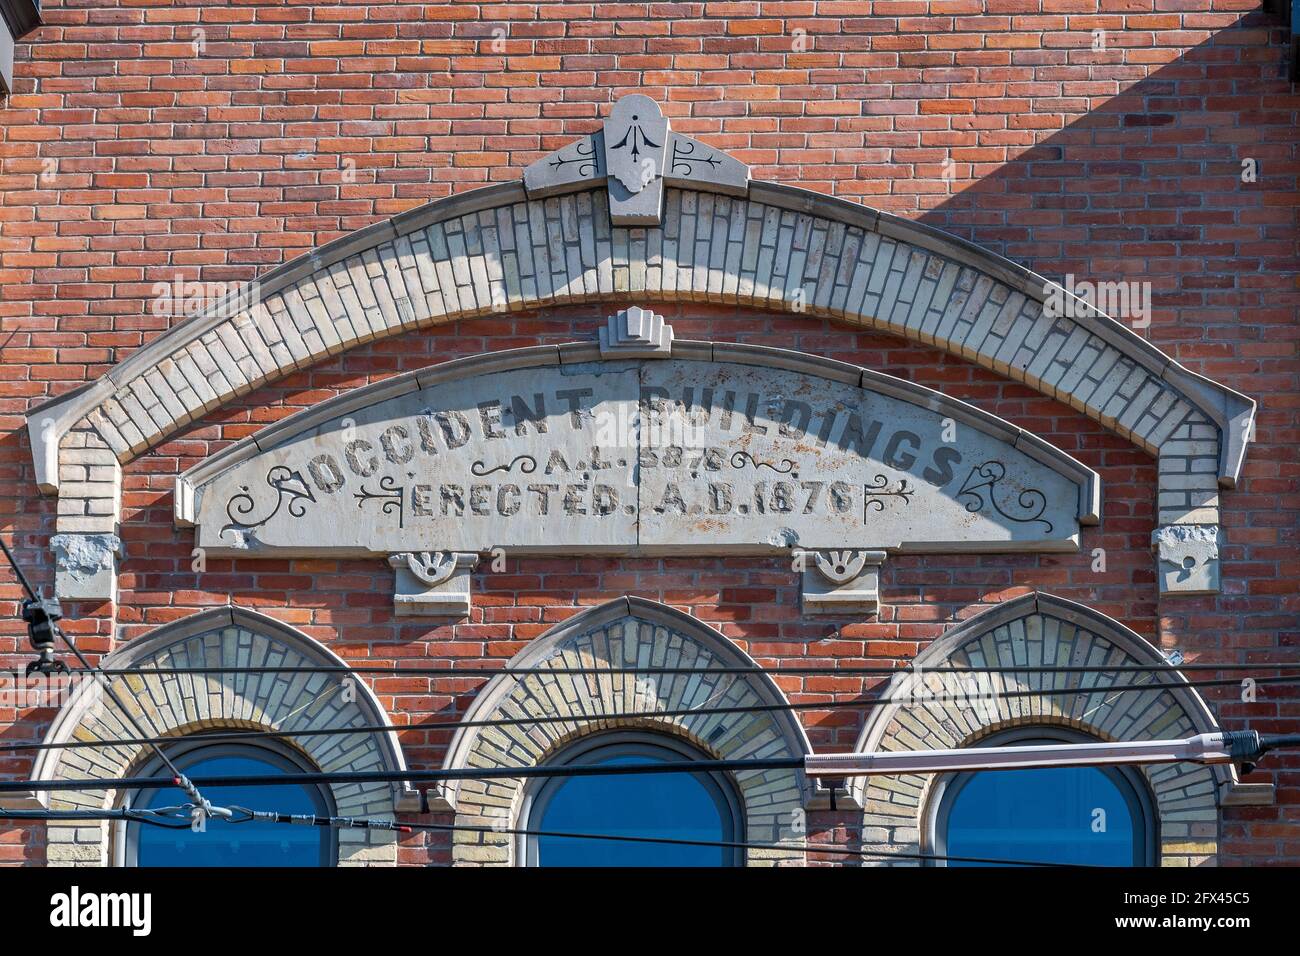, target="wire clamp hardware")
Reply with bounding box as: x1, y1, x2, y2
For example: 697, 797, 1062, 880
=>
21, 594, 69, 676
